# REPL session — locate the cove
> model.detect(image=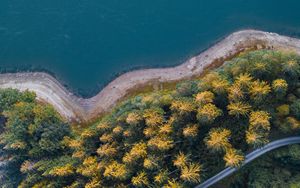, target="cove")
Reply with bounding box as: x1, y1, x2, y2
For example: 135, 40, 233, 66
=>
1, 0, 300, 97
